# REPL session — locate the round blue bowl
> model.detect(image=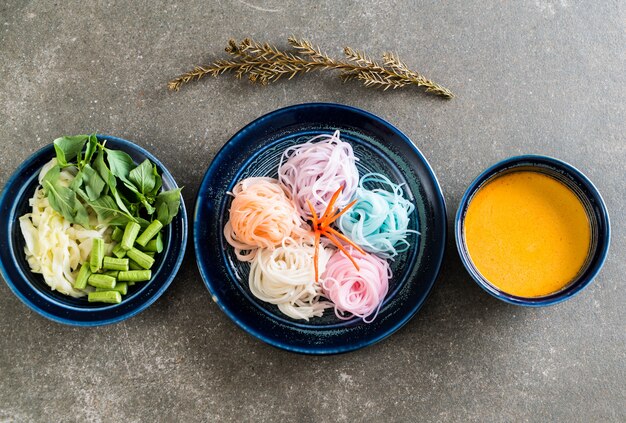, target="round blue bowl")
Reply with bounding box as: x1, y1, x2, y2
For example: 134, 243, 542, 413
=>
455, 155, 610, 306
0, 135, 187, 326
194, 103, 447, 354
